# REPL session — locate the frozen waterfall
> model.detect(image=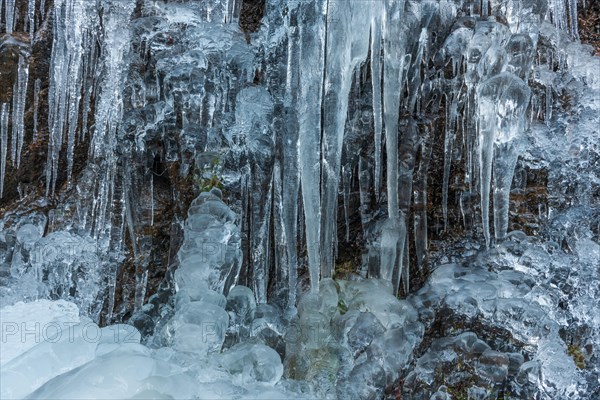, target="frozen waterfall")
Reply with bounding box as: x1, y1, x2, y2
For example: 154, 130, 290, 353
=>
0, 0, 599, 399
